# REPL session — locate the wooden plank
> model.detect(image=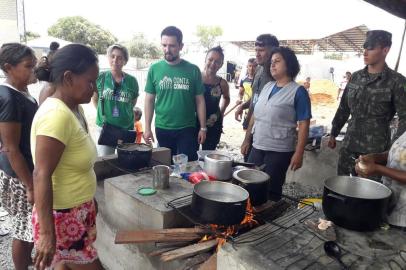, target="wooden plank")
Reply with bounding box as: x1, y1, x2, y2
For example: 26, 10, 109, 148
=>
115, 227, 212, 244
160, 239, 218, 262
198, 253, 217, 270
